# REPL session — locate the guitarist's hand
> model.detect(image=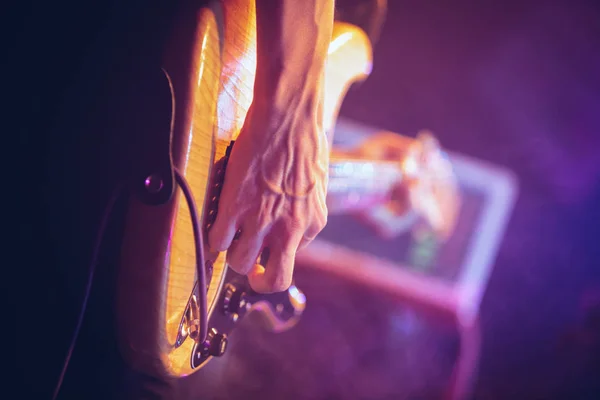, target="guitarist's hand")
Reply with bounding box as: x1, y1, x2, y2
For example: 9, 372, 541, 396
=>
209, 99, 329, 293
209, 0, 334, 293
